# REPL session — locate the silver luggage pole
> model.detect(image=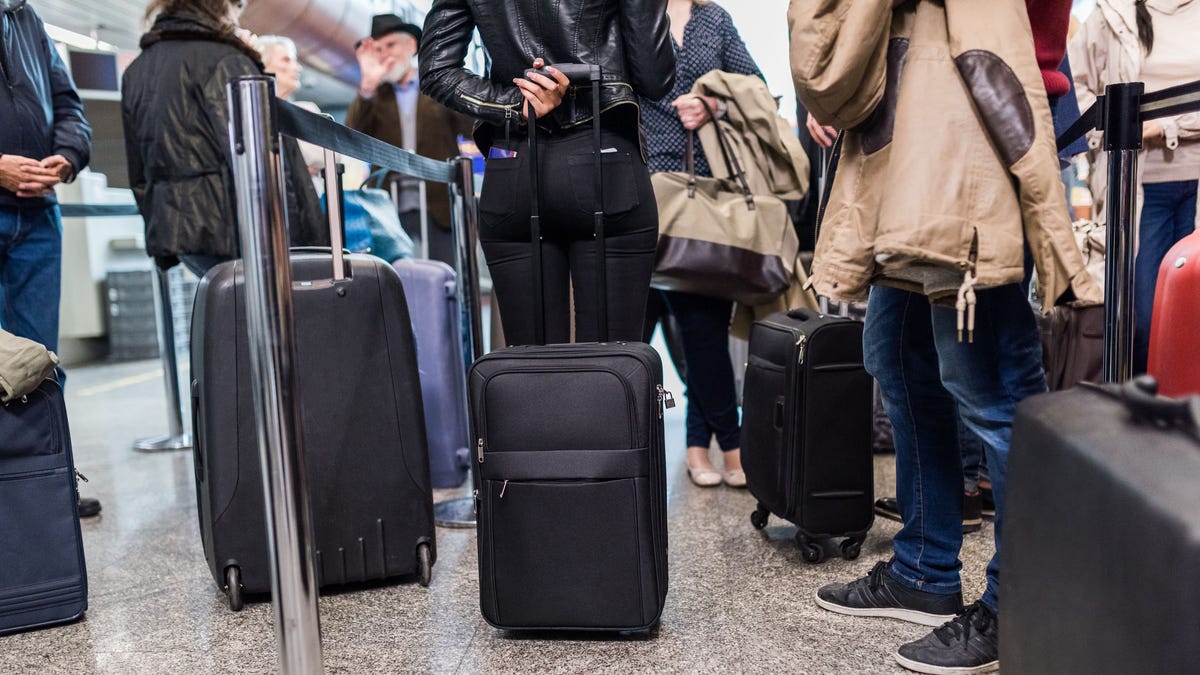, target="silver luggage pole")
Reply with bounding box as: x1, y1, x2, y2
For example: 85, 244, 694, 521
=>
419, 181, 431, 260
1100, 83, 1143, 384
434, 156, 484, 528
133, 266, 192, 452
228, 76, 323, 673
817, 145, 831, 316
